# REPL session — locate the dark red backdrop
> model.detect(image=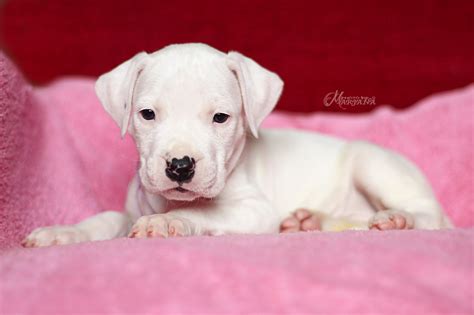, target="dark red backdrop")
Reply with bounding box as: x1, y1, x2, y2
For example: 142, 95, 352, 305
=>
0, 0, 473, 113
